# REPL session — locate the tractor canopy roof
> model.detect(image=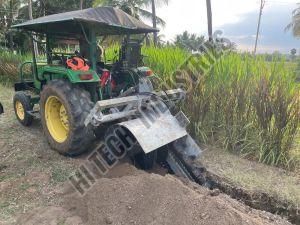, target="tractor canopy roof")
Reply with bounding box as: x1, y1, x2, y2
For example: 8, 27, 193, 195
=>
12, 7, 158, 36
